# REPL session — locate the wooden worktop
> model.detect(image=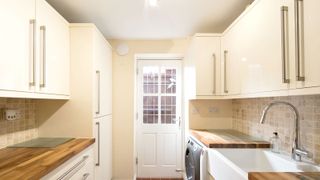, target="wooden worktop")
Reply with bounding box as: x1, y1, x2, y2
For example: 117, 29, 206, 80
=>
0, 138, 95, 180
190, 129, 270, 148
249, 172, 320, 180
